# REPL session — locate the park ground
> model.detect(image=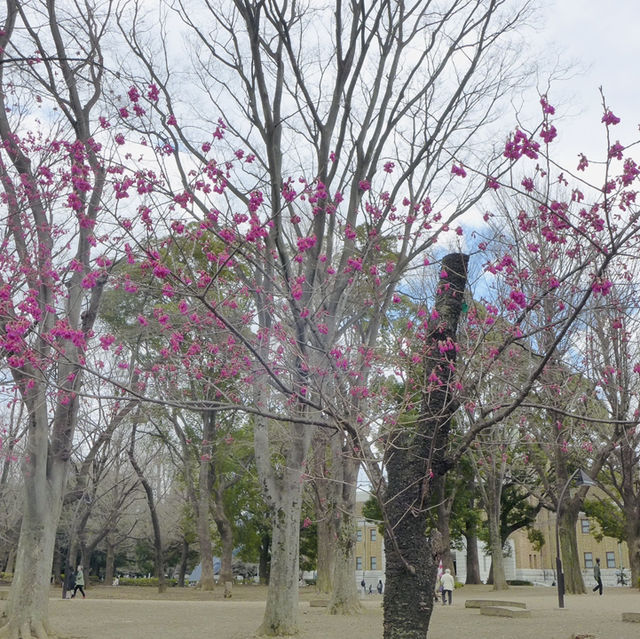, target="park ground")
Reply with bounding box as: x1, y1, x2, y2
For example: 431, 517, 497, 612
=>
2, 583, 639, 638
